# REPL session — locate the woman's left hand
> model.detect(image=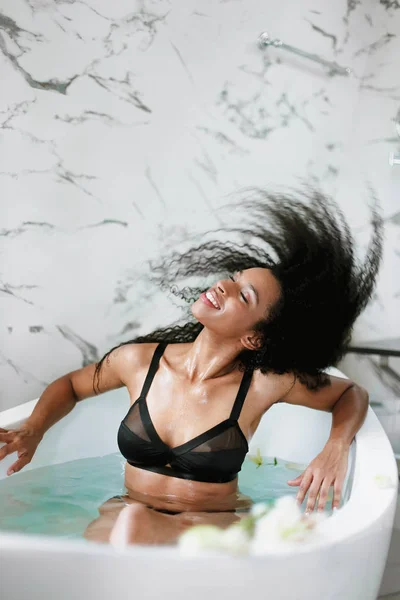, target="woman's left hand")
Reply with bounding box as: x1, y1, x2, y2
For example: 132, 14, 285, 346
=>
286, 440, 350, 513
